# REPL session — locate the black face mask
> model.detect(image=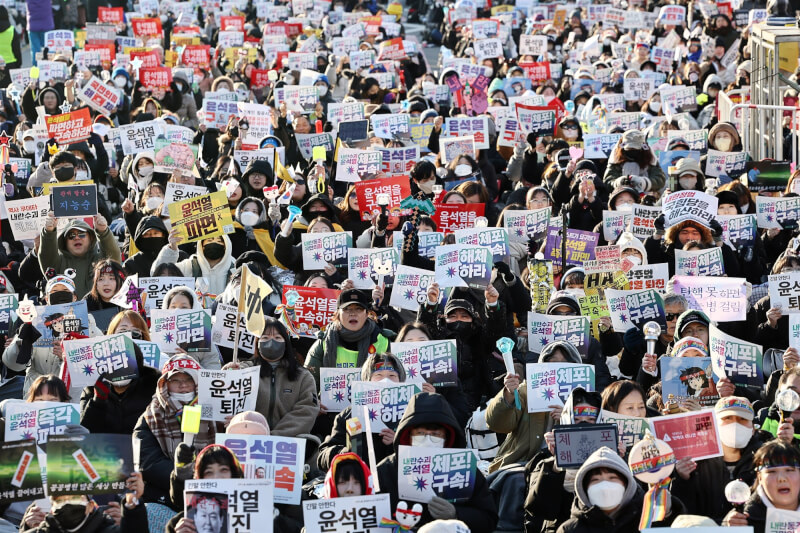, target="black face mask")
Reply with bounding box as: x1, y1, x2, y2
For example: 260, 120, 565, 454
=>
259, 339, 285, 360
203, 242, 225, 260
49, 291, 73, 305
54, 166, 74, 182
138, 236, 167, 254
53, 504, 88, 530
447, 321, 472, 336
